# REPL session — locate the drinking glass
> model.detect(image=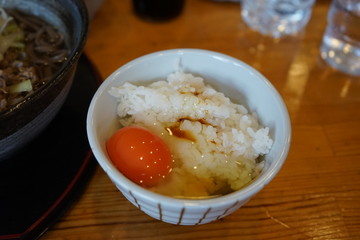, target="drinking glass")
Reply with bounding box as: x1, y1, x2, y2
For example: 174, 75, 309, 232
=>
320, 0, 360, 76
241, 0, 316, 38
